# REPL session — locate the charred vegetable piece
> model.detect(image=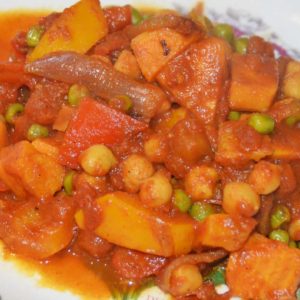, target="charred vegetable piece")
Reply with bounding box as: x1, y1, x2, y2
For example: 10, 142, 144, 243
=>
26, 52, 169, 121
27, 0, 108, 62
